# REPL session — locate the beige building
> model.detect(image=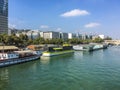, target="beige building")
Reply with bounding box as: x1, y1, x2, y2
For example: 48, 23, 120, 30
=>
43, 31, 60, 39
68, 33, 76, 39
